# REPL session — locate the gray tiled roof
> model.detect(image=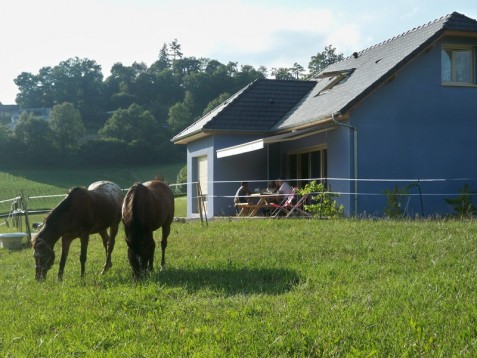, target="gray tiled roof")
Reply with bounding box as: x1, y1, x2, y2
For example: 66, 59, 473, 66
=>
274, 12, 477, 130
172, 79, 315, 142
173, 12, 477, 143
